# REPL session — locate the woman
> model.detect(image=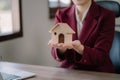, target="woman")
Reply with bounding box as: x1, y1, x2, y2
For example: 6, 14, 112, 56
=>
48, 0, 115, 73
